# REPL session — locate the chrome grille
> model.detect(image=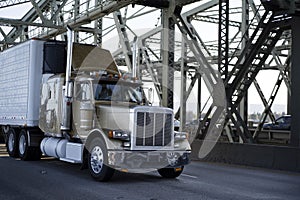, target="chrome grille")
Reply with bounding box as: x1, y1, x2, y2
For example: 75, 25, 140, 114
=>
135, 112, 172, 147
